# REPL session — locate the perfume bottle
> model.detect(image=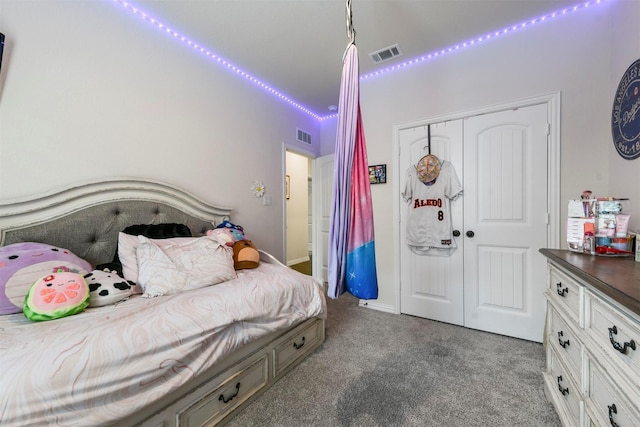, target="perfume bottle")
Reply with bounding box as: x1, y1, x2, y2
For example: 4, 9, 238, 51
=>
583, 222, 595, 255
583, 232, 595, 255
